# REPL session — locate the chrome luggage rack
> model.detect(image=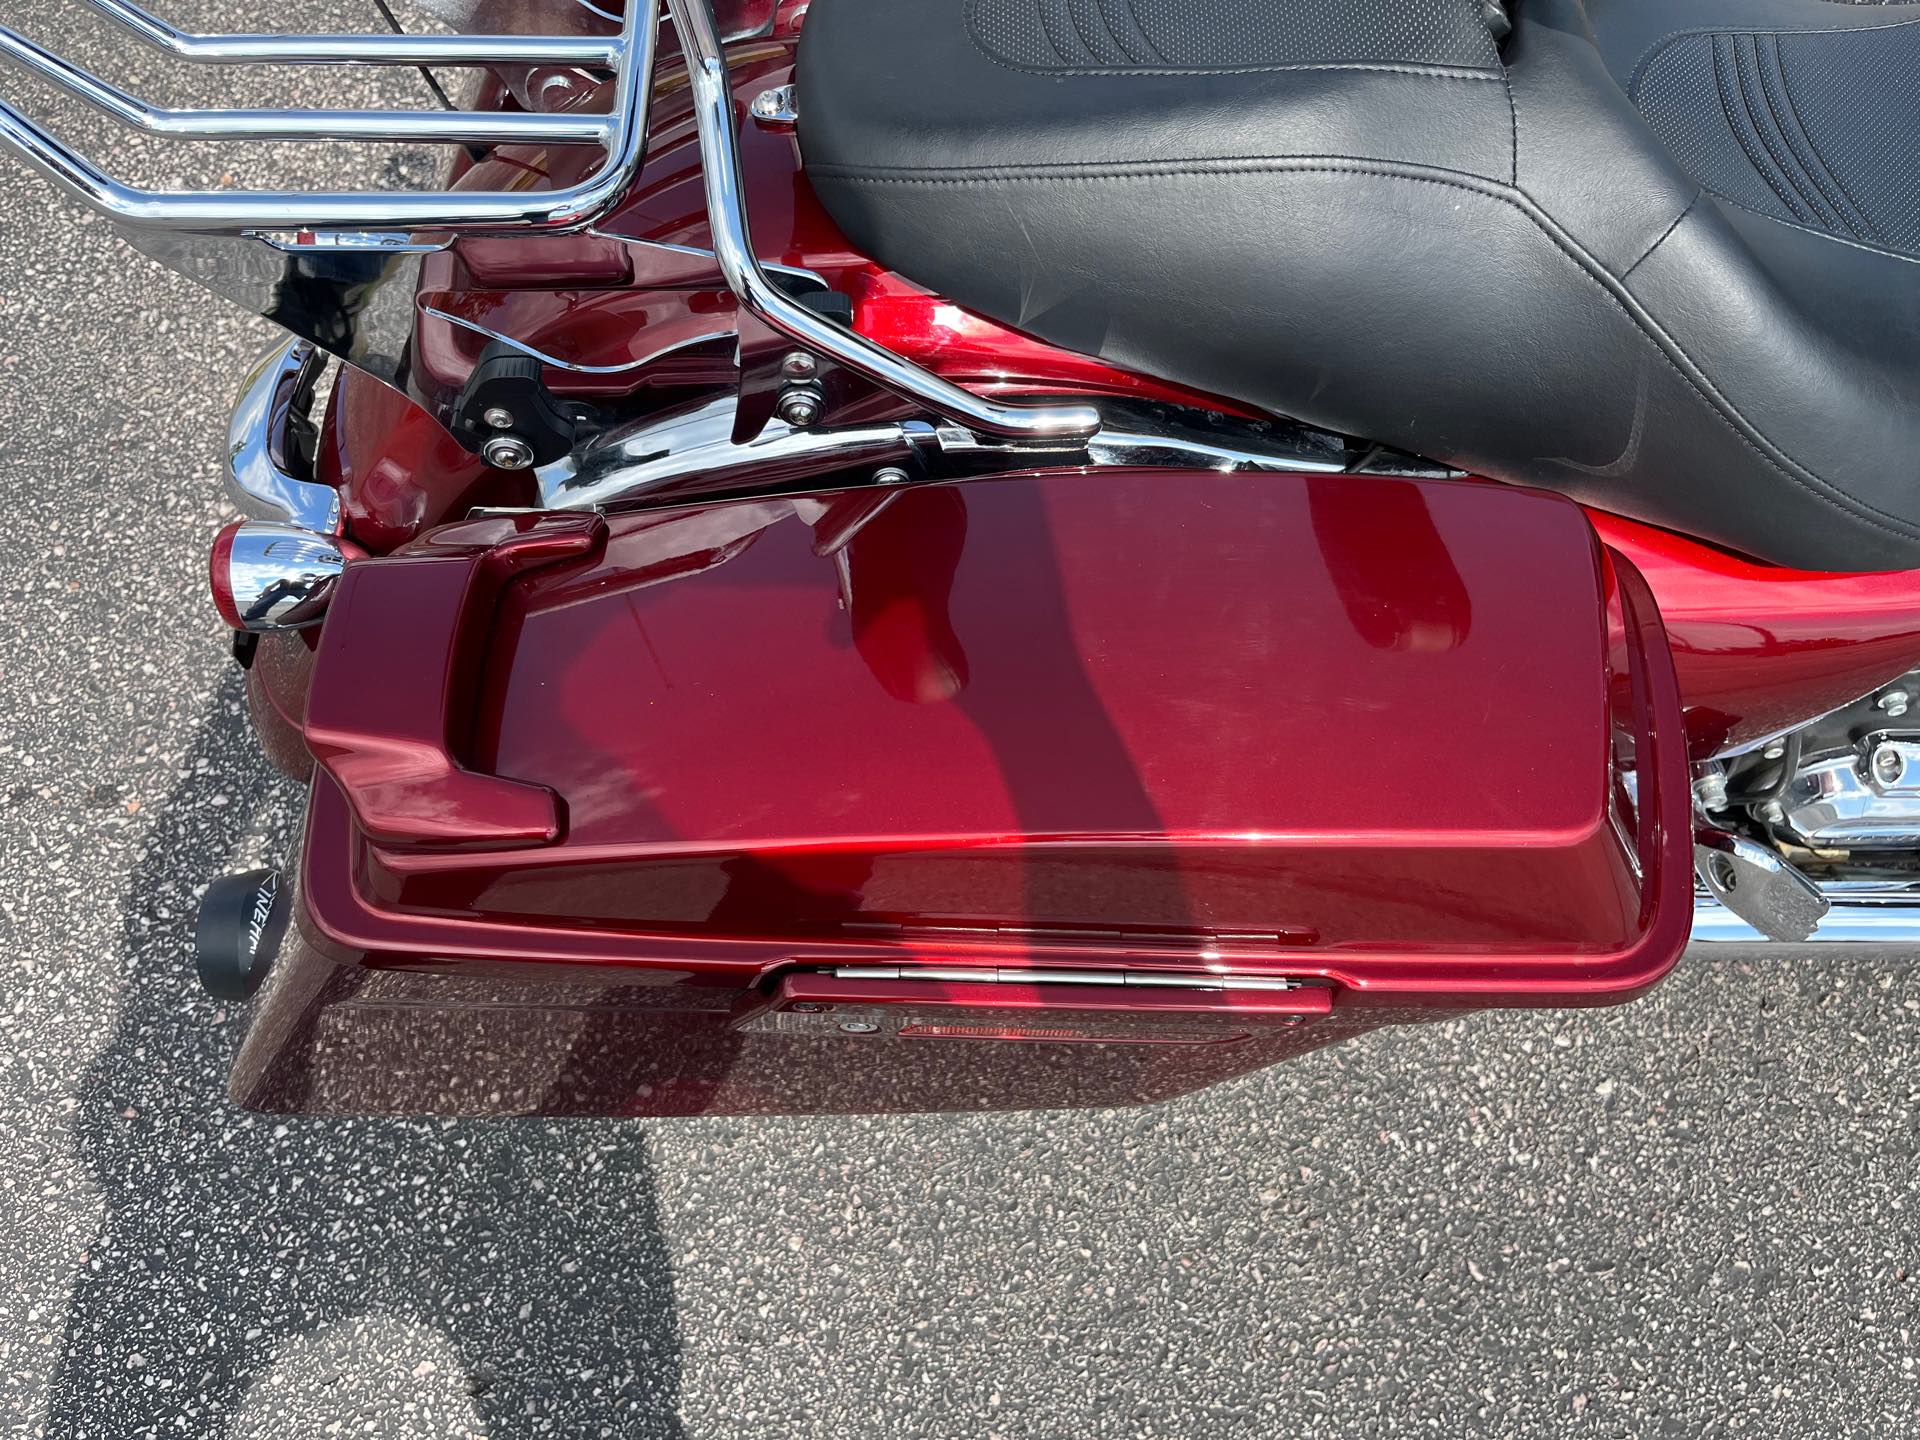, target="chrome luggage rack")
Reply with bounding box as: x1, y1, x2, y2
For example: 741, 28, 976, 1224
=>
0, 0, 1100, 460
0, 0, 656, 428
0, 0, 650, 232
